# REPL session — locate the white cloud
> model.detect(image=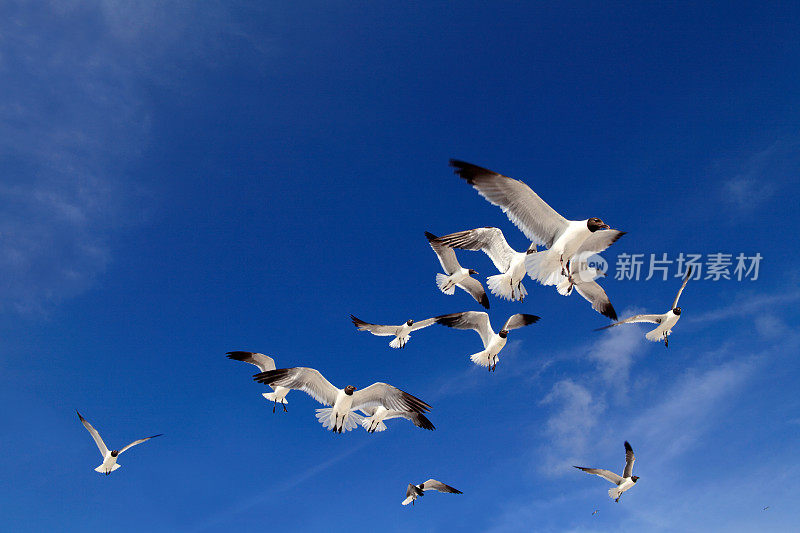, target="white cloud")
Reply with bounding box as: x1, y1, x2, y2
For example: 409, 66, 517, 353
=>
718, 139, 799, 211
